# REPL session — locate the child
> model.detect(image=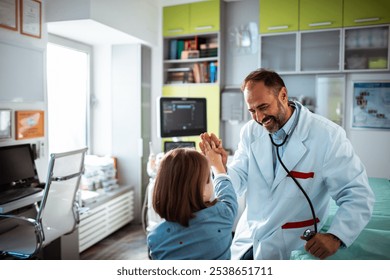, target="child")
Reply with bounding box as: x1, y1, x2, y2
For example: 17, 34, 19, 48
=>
147, 143, 237, 260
